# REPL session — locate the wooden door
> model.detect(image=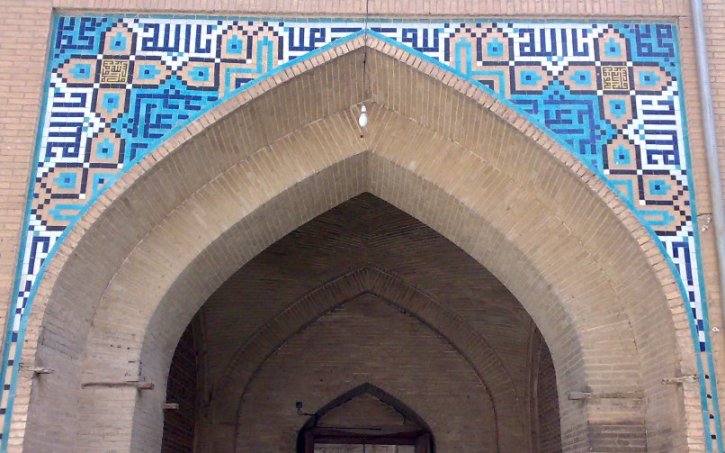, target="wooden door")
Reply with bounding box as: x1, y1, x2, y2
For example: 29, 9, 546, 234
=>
306, 430, 430, 453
